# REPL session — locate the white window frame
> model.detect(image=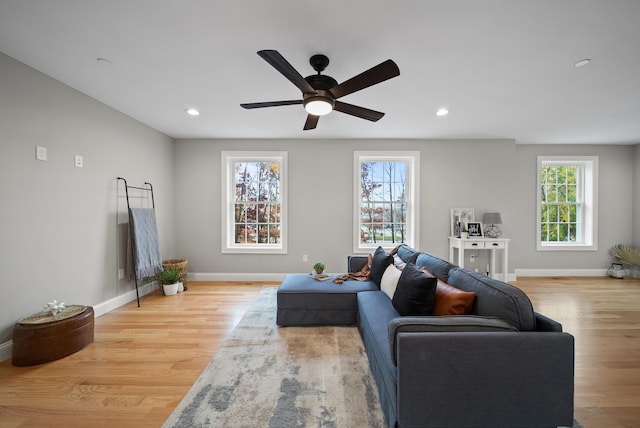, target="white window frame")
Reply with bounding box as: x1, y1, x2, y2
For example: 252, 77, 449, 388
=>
221, 151, 287, 254
536, 156, 598, 251
353, 151, 420, 253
